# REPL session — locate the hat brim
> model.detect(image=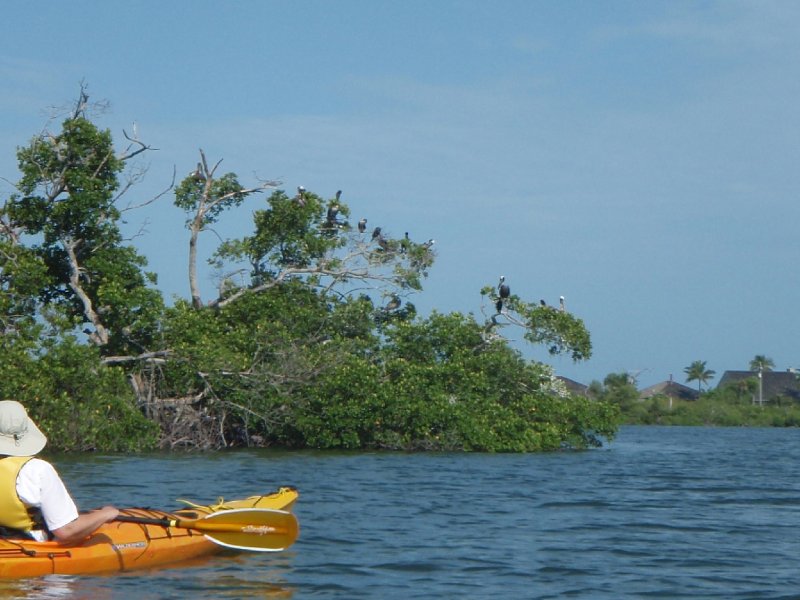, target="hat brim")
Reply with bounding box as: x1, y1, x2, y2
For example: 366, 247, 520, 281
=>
0, 418, 47, 457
